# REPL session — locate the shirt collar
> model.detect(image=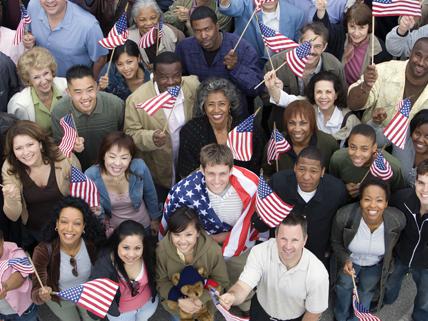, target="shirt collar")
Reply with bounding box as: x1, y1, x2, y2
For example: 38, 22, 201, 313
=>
154, 81, 184, 104
38, 2, 73, 30
316, 106, 342, 126
272, 239, 308, 273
